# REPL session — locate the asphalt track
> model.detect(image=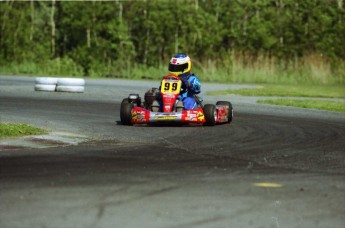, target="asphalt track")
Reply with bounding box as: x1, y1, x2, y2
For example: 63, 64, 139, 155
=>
0, 76, 344, 228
